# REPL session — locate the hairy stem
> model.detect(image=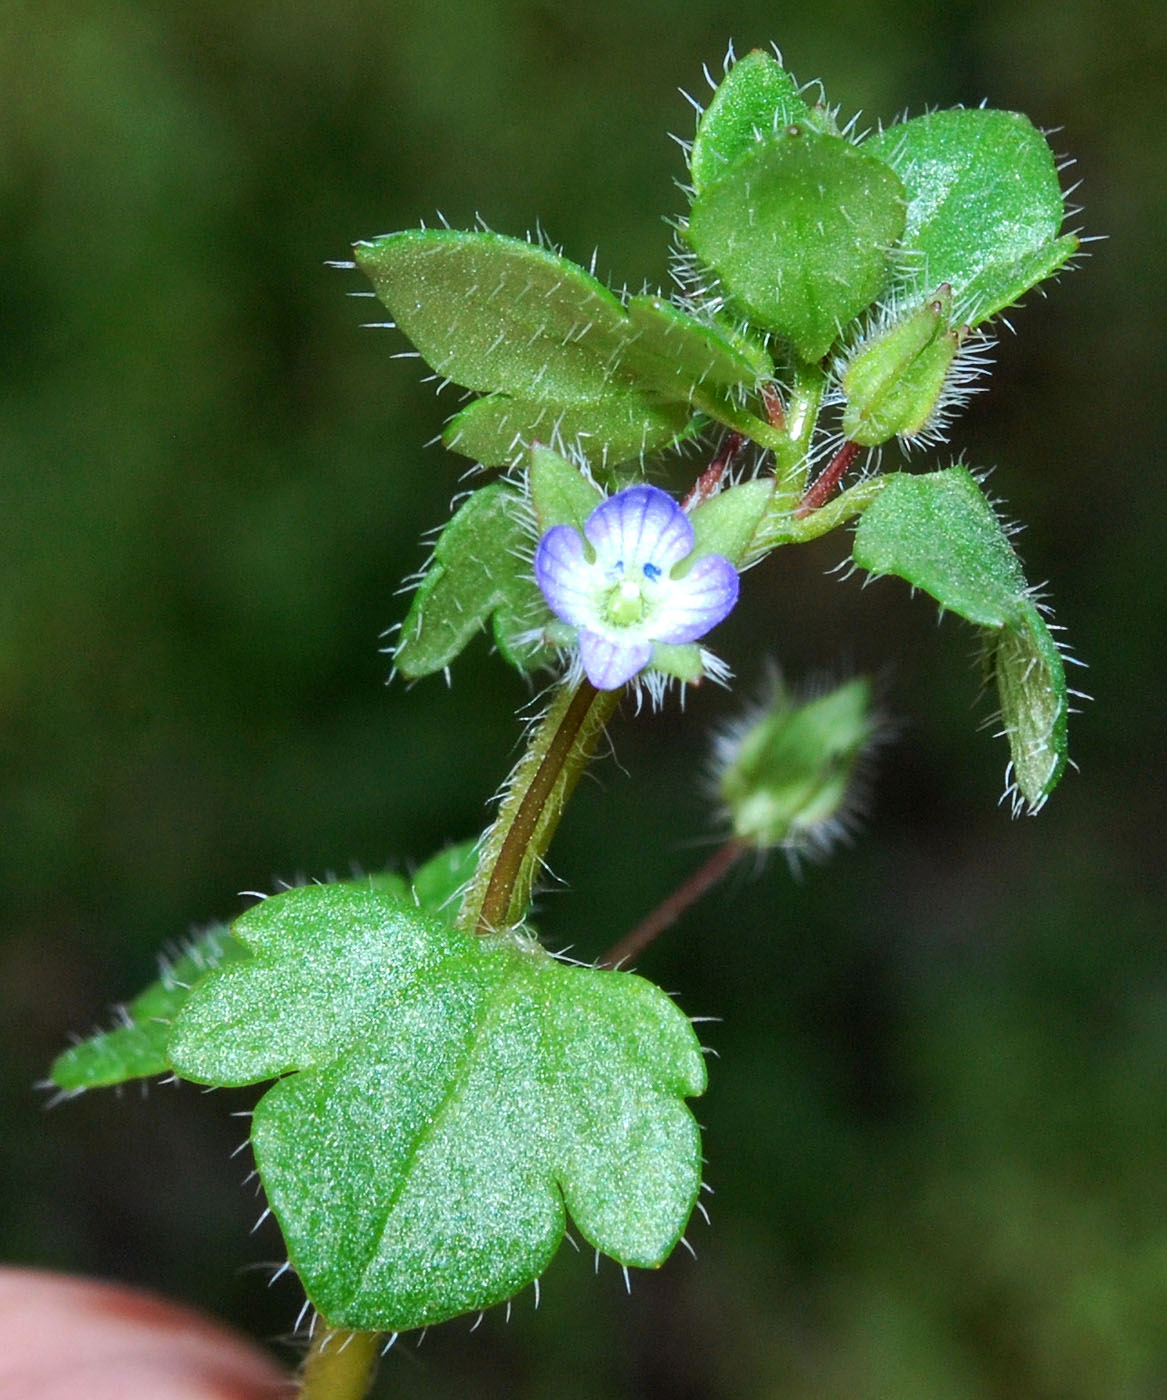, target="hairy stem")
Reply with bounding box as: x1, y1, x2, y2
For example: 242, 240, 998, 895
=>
796, 440, 862, 517
774, 359, 827, 487
297, 1327, 381, 1400
599, 839, 743, 969
459, 679, 619, 933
